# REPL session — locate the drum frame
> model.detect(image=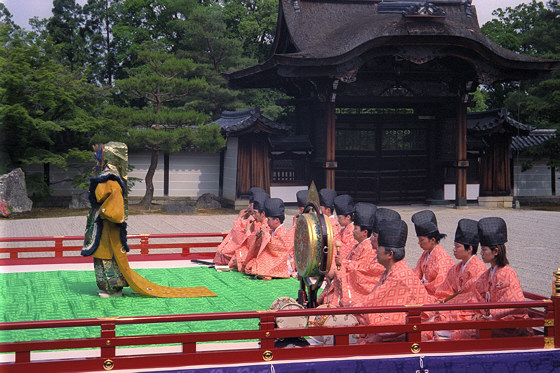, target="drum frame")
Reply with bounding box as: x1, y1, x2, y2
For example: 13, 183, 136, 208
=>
296, 201, 333, 308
